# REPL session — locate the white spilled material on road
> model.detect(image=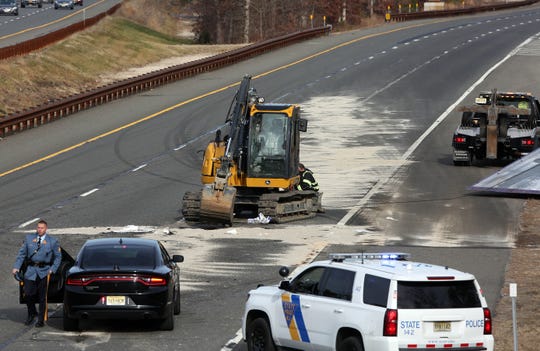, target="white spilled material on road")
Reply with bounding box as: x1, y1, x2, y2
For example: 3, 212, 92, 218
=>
310, 33, 538, 225
300, 96, 413, 210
